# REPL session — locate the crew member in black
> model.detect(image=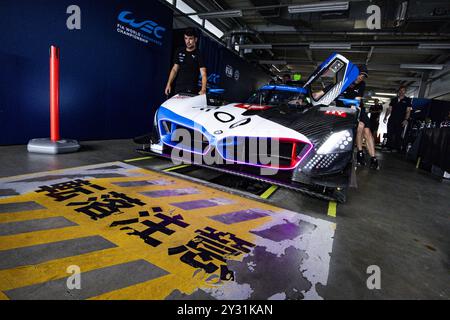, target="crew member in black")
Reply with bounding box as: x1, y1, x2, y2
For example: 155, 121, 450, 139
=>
383, 85, 412, 152
337, 65, 379, 169
282, 74, 291, 84
165, 28, 207, 96
369, 98, 383, 142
